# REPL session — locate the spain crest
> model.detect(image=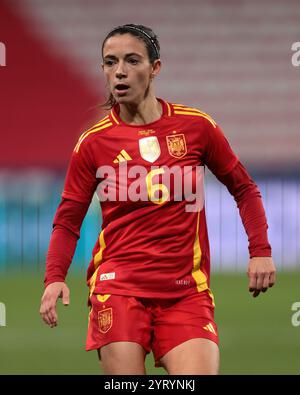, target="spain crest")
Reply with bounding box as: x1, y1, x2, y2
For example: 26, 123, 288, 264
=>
166, 134, 187, 159
98, 308, 112, 333
139, 136, 161, 163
